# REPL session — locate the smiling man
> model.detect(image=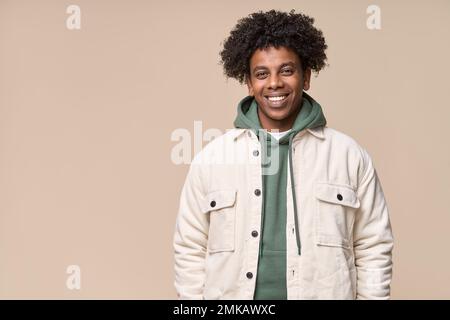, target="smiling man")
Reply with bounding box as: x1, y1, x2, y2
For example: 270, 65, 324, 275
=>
247, 46, 310, 132
173, 9, 394, 300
